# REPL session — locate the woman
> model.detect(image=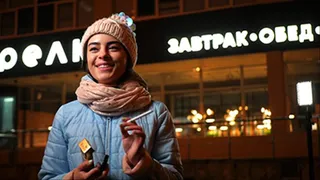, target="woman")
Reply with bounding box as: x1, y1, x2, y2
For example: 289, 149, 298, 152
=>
38, 12, 183, 180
